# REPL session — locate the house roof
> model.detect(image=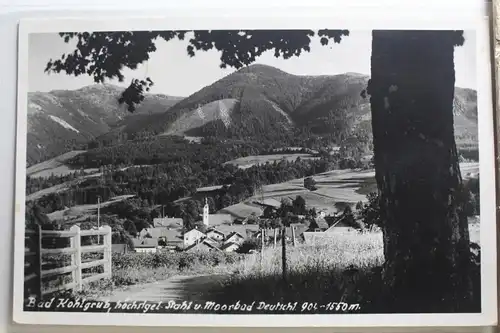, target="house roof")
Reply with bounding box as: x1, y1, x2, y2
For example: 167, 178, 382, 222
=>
325, 218, 352, 232
184, 240, 220, 252
205, 214, 233, 227
220, 242, 239, 251
225, 231, 245, 240
184, 228, 205, 236
315, 218, 329, 230
204, 238, 221, 247
152, 217, 183, 228
210, 224, 259, 238
144, 227, 183, 243
285, 224, 308, 238
132, 238, 157, 248
206, 228, 225, 236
